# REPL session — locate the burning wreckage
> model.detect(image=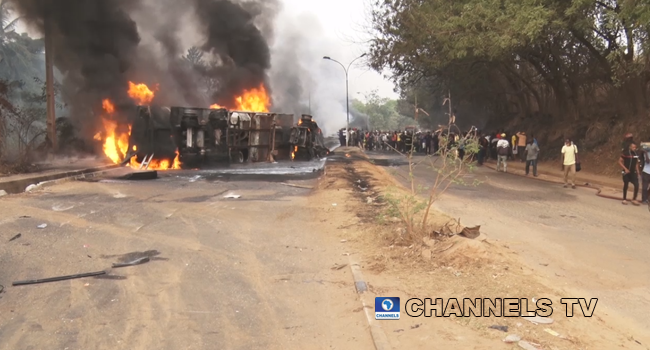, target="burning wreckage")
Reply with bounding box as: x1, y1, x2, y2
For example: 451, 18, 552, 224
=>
92, 82, 330, 170
112, 105, 329, 170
